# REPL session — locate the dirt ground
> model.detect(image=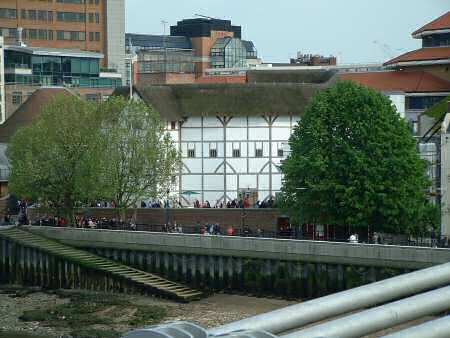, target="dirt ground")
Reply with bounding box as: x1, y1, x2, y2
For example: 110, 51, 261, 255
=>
0, 286, 295, 338
0, 285, 441, 338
